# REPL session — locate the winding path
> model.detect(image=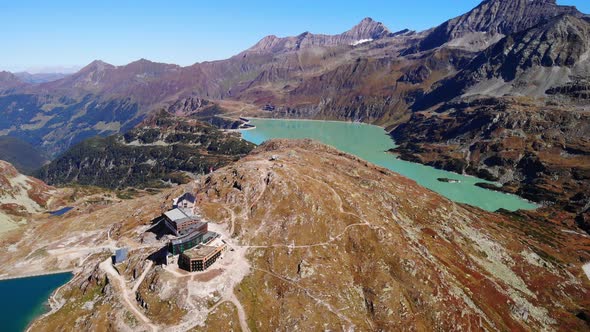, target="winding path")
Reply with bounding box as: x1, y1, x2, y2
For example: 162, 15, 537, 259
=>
99, 258, 158, 331
228, 291, 251, 332
132, 261, 153, 293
